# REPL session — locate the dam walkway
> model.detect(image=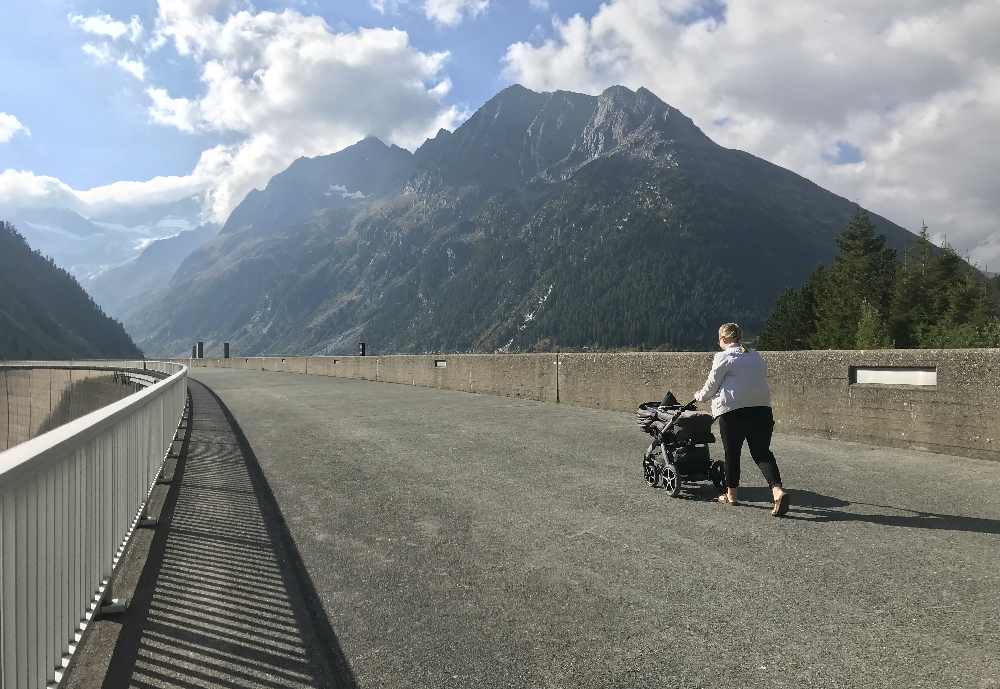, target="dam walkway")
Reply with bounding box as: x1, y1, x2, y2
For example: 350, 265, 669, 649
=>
72, 368, 1000, 689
